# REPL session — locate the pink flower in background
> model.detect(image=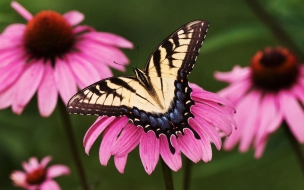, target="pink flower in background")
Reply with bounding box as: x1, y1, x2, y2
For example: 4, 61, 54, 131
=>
84, 83, 236, 174
0, 1, 133, 117
10, 156, 70, 190
215, 47, 304, 158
